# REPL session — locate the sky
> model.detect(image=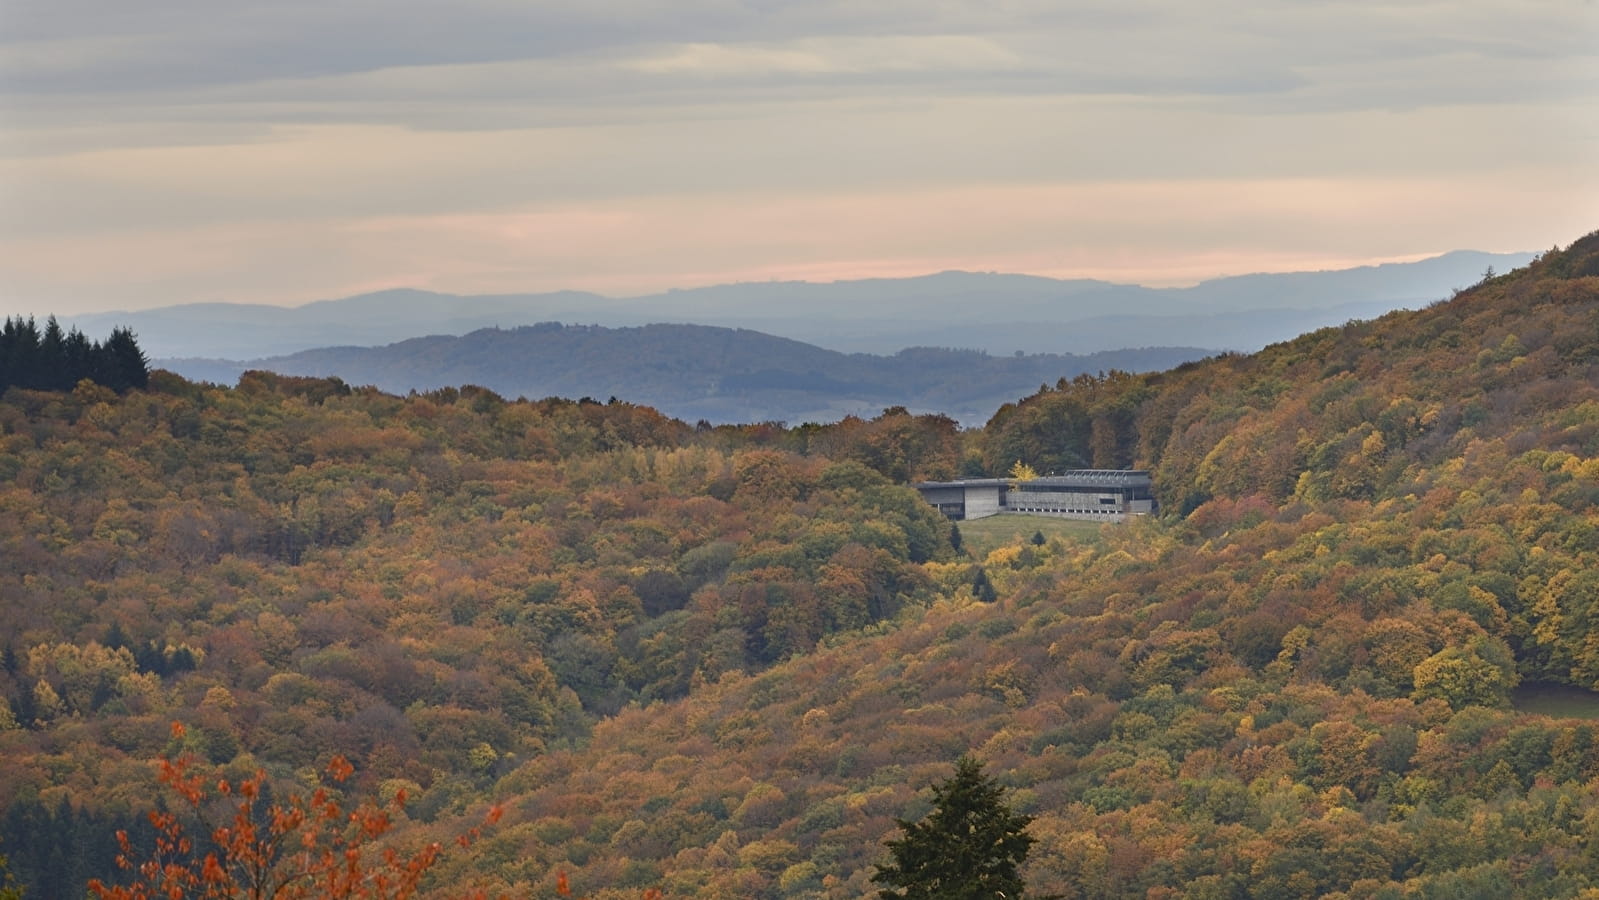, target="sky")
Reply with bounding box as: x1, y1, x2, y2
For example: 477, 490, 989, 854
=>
1, 0, 1596, 317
